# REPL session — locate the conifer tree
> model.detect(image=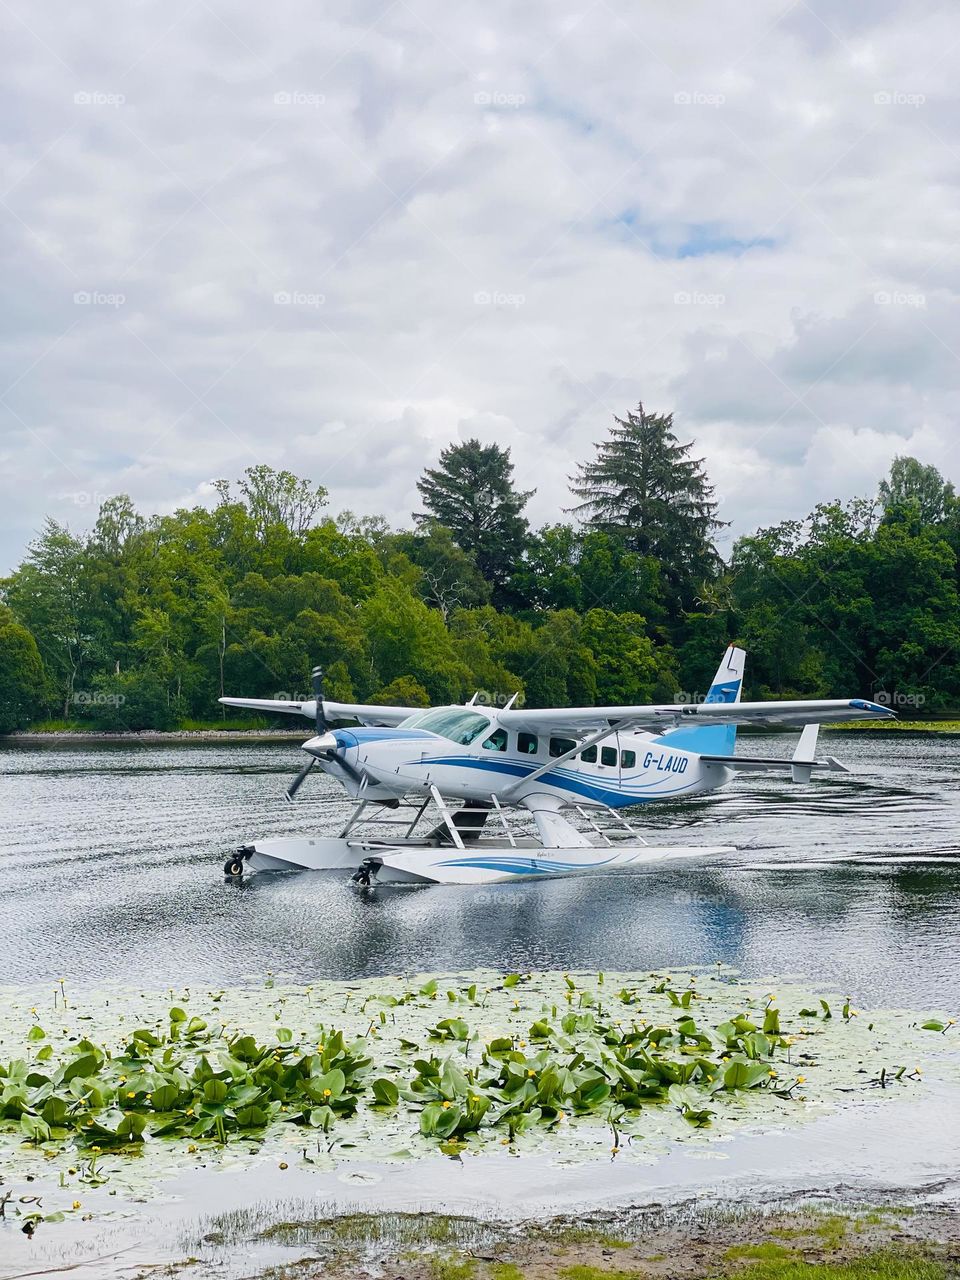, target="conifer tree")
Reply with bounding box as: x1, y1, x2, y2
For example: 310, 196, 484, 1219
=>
569, 403, 725, 605
415, 438, 534, 596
